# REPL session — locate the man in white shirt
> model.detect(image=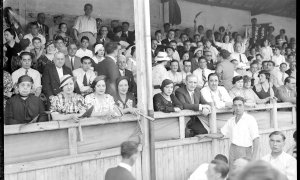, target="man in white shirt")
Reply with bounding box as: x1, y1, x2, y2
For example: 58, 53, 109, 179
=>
188, 154, 228, 180
198, 96, 260, 170
23, 22, 46, 50
72, 56, 96, 95
230, 42, 248, 69
180, 60, 192, 84
105, 141, 139, 180
75, 36, 93, 58
262, 131, 297, 180
204, 40, 219, 64
193, 57, 214, 88
200, 73, 232, 109
12, 52, 42, 97
244, 61, 260, 86
275, 63, 289, 86
272, 46, 286, 69
73, 3, 97, 44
